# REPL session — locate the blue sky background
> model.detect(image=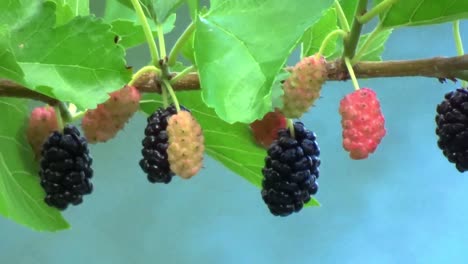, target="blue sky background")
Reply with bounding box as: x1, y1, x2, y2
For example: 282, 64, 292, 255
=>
1, 3, 468, 264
